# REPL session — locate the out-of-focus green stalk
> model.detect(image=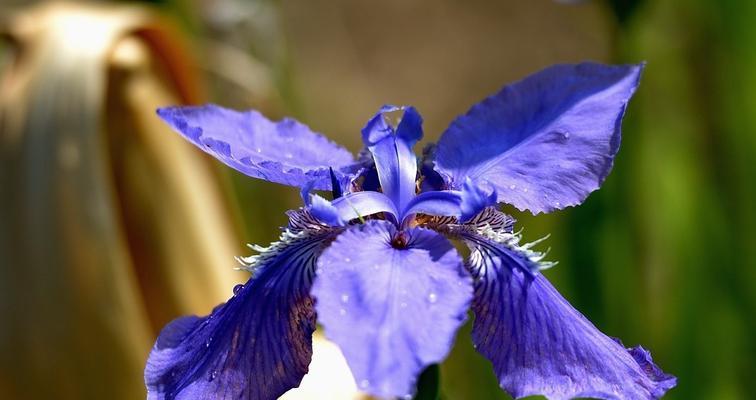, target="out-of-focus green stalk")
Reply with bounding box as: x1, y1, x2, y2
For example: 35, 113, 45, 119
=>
560, 1, 756, 399
413, 364, 441, 400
